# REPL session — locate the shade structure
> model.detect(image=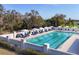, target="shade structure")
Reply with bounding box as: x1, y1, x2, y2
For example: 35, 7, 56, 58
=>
31, 28, 39, 35
21, 29, 30, 35
72, 26, 78, 29
58, 26, 62, 28
44, 27, 49, 29
39, 27, 44, 31
48, 27, 52, 29
32, 28, 39, 32
21, 29, 29, 32
71, 26, 78, 31
50, 26, 53, 27
44, 27, 49, 32
65, 26, 69, 28
63, 26, 68, 29
17, 31, 25, 36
